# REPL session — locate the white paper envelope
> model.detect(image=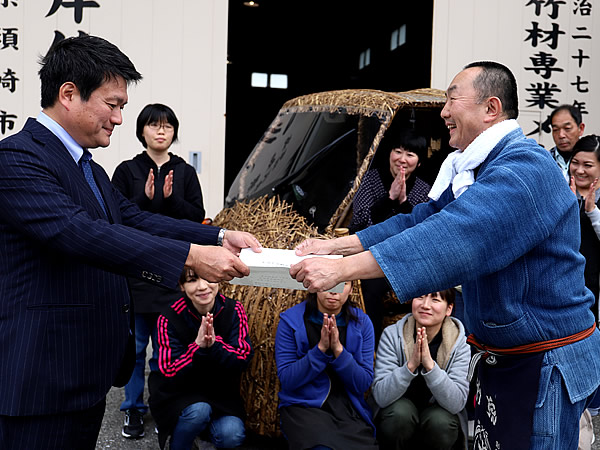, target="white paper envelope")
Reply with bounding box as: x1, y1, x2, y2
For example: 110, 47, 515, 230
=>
230, 248, 345, 293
